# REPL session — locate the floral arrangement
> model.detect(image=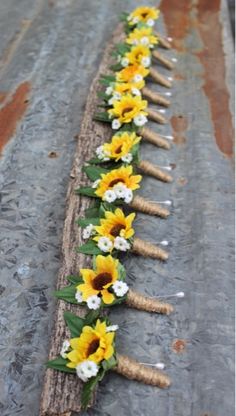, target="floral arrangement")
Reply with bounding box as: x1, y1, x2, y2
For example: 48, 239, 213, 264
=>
46, 5, 178, 412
